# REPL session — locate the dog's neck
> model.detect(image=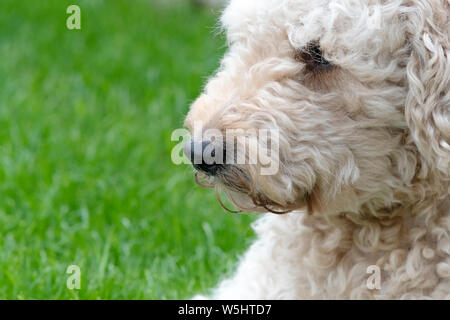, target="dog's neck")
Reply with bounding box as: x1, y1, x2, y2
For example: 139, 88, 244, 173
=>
316, 152, 449, 222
